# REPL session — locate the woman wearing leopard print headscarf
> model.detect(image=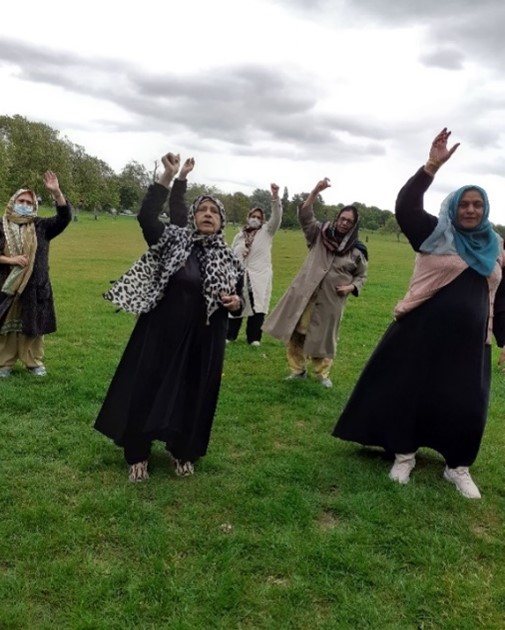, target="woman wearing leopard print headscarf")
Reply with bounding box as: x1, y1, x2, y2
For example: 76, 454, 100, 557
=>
95, 153, 244, 482
0, 171, 71, 378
